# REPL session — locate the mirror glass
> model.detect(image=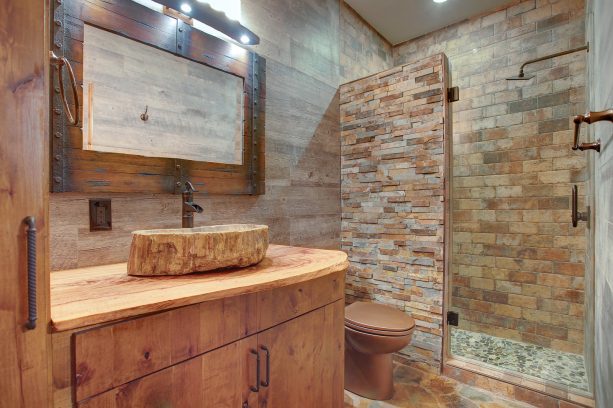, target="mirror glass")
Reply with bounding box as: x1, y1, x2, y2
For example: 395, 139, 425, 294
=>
82, 24, 244, 165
